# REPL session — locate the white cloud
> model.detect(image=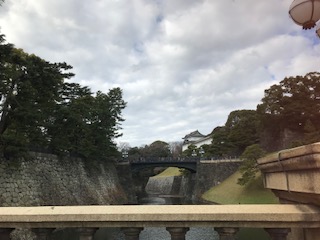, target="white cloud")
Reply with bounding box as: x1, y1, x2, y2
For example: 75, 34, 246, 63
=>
1, 0, 320, 147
